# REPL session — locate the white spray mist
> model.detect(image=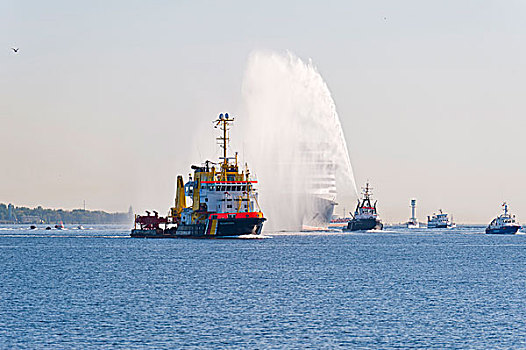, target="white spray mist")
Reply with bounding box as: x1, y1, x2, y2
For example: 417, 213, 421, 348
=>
241, 50, 357, 230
